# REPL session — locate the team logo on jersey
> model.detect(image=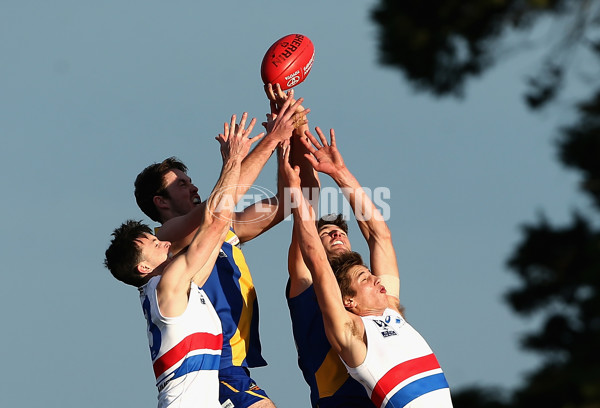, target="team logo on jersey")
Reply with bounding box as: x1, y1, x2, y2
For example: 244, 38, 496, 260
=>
372, 319, 398, 338
249, 384, 262, 391
385, 315, 404, 325
226, 233, 241, 249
